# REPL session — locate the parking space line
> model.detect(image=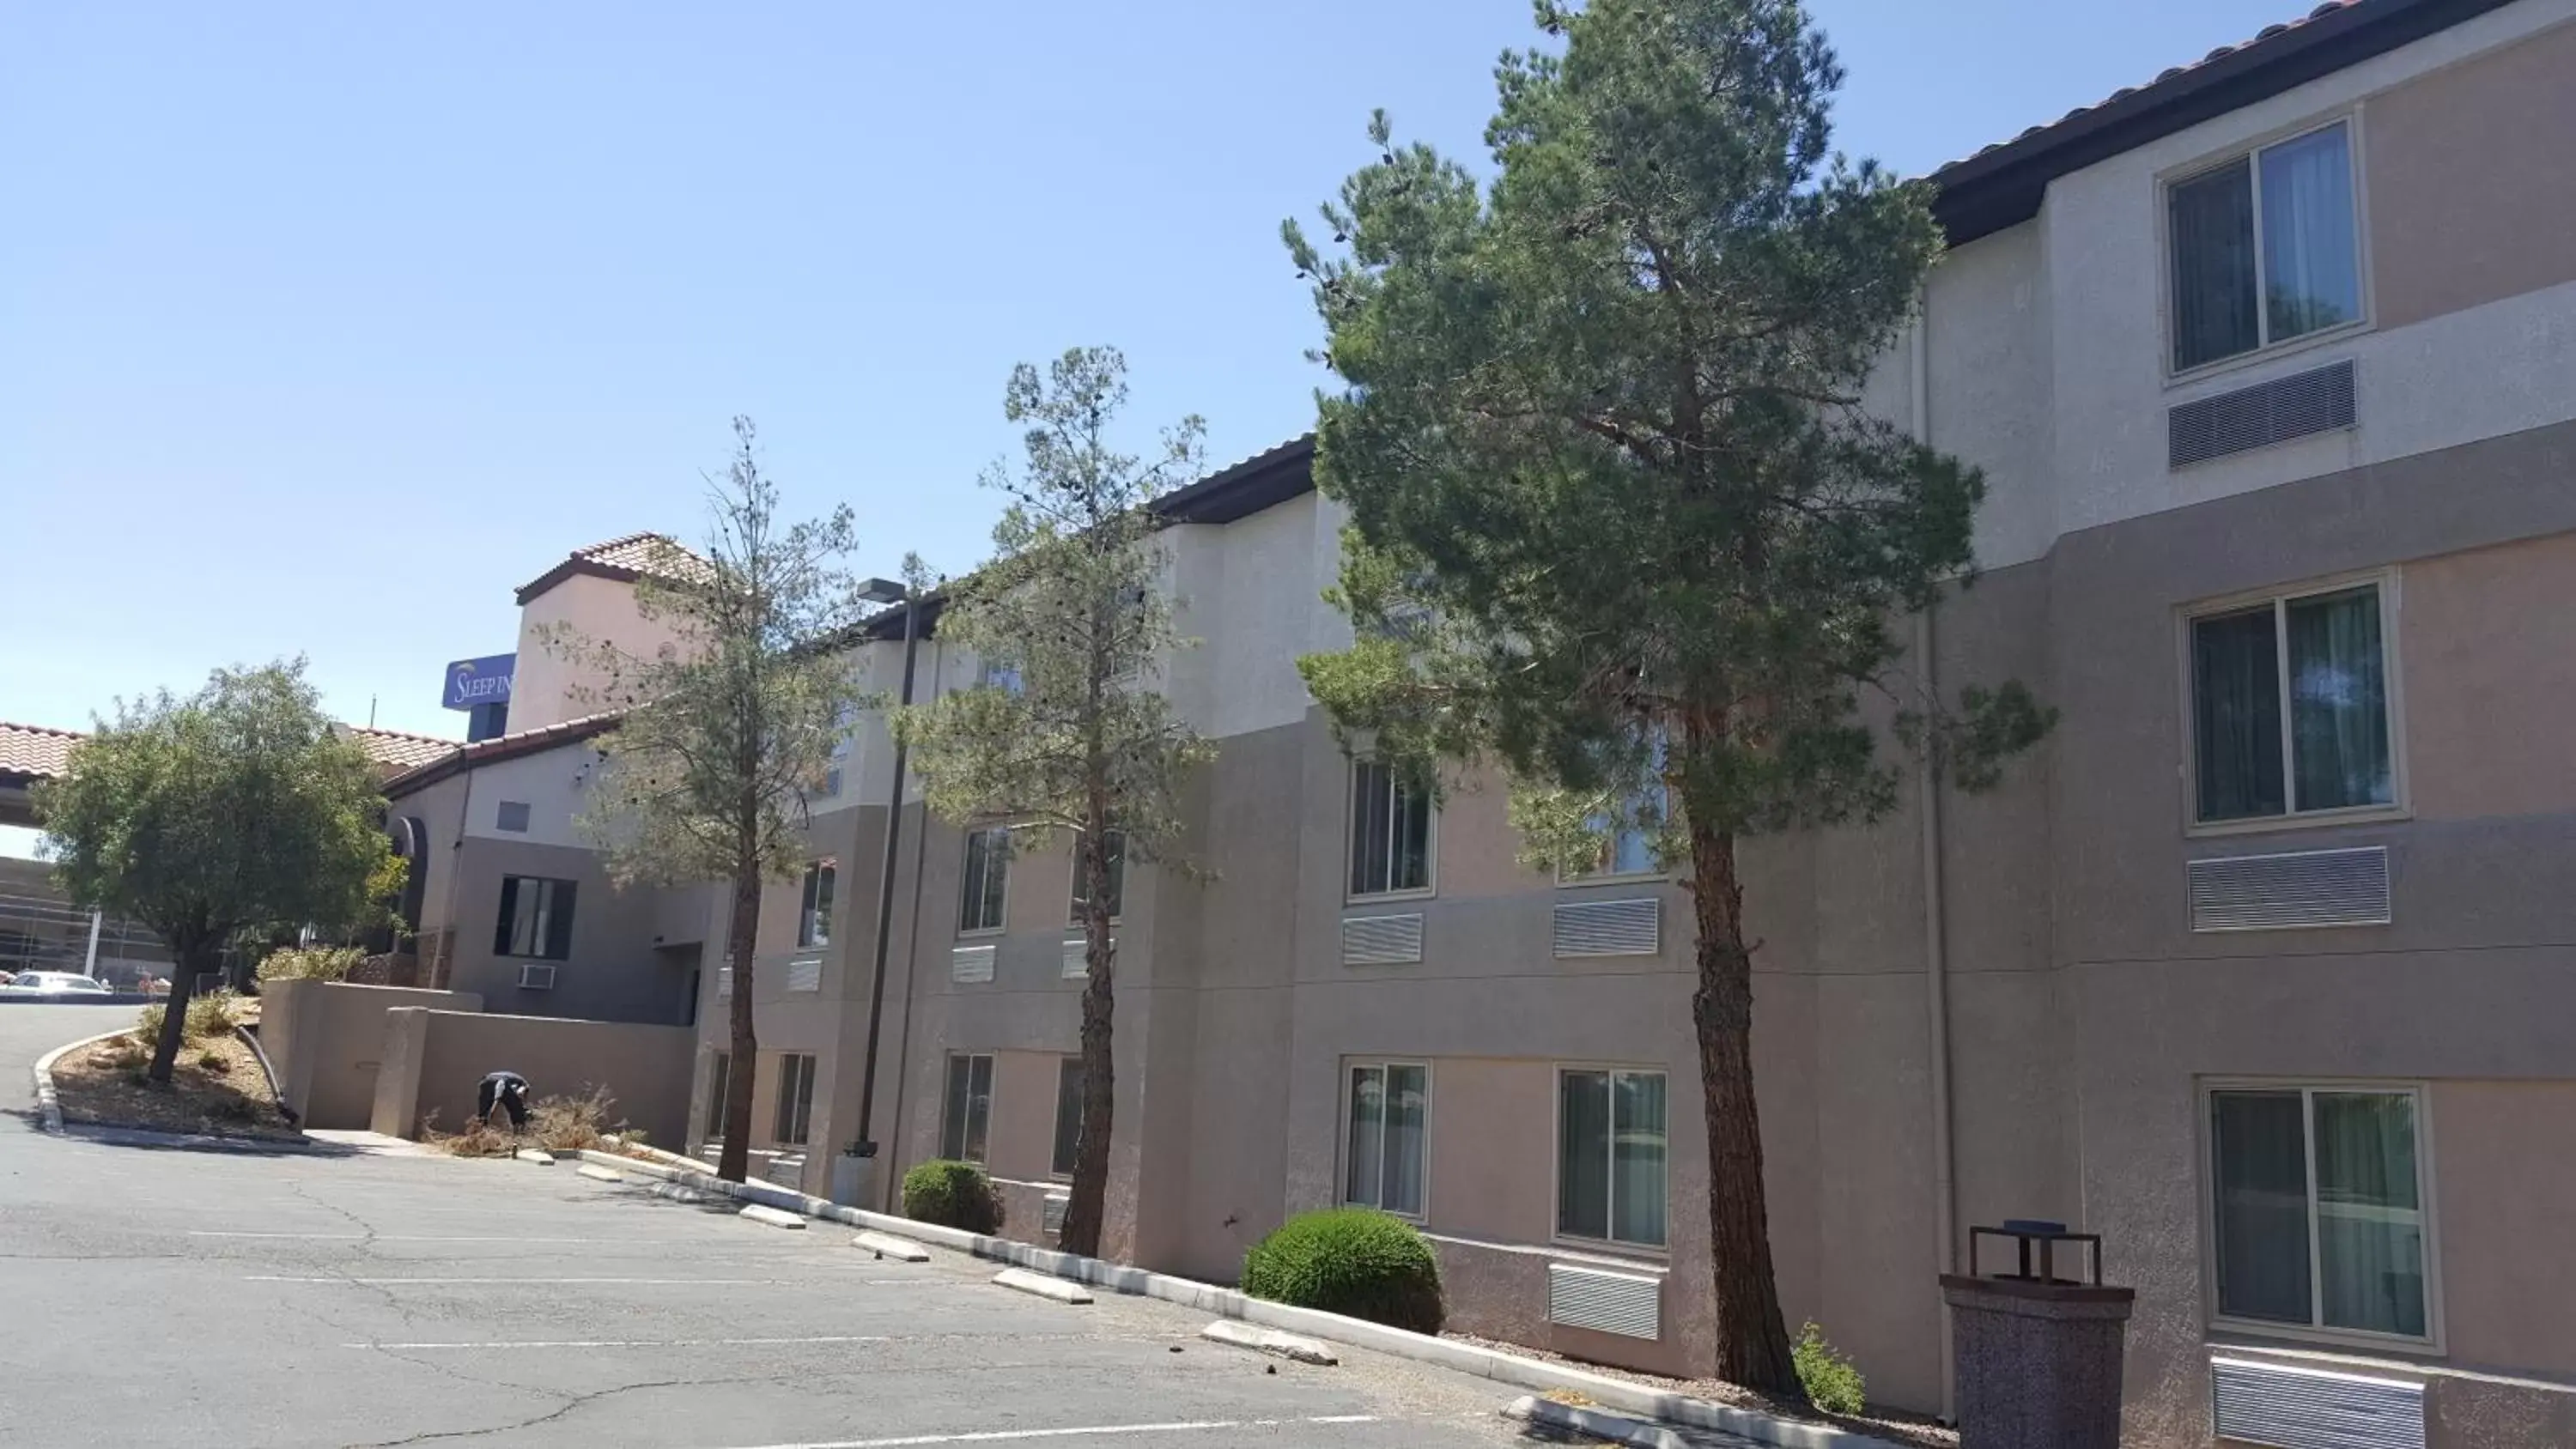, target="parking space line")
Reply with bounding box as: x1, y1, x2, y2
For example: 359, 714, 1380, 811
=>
348, 1335, 890, 1349
194, 1232, 722, 1243
245, 1275, 927, 1286
723, 1416, 1382, 1448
